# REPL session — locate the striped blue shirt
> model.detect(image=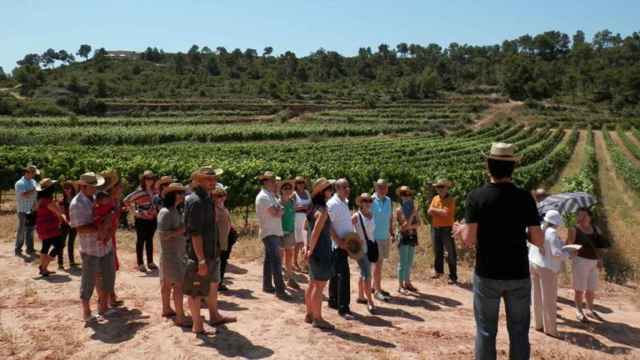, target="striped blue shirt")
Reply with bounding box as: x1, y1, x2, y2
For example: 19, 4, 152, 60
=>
15, 177, 37, 213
